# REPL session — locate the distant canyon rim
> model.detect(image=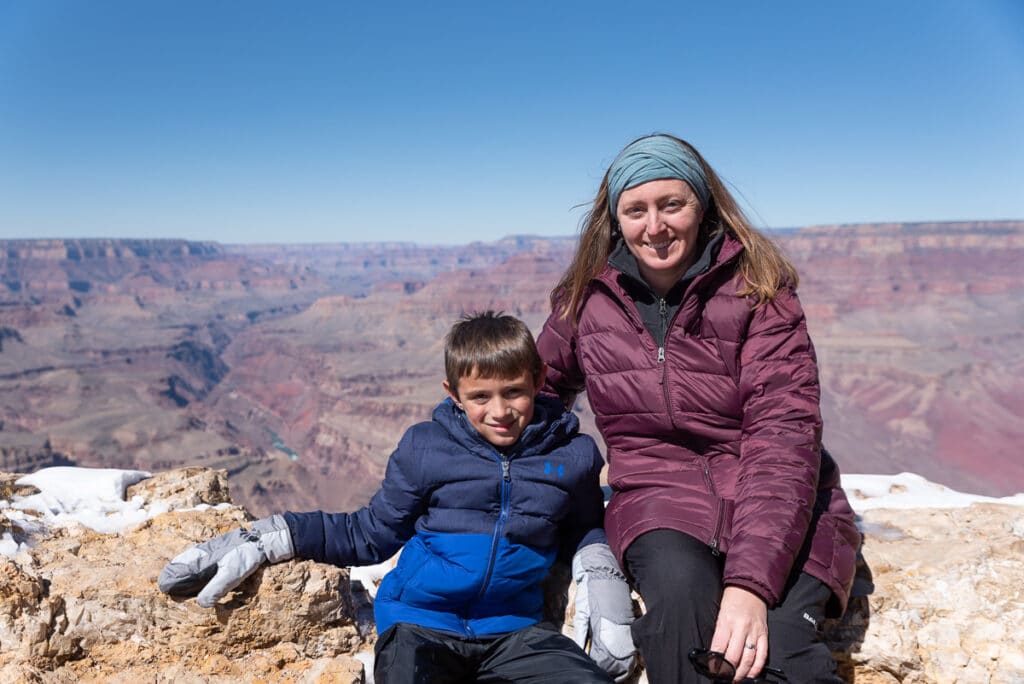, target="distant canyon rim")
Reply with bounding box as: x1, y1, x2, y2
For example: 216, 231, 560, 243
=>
1, 221, 1021, 516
